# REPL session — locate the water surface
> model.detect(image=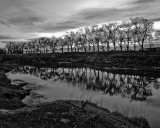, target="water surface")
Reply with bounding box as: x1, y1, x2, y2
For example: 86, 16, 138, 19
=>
7, 66, 160, 128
